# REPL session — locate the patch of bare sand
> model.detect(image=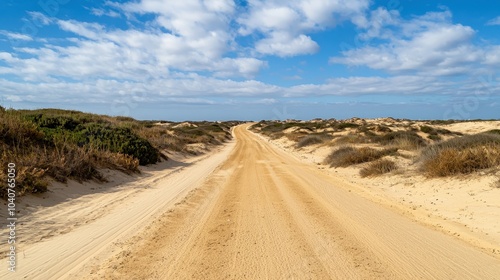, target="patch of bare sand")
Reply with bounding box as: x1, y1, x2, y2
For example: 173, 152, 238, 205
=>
437, 120, 500, 134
